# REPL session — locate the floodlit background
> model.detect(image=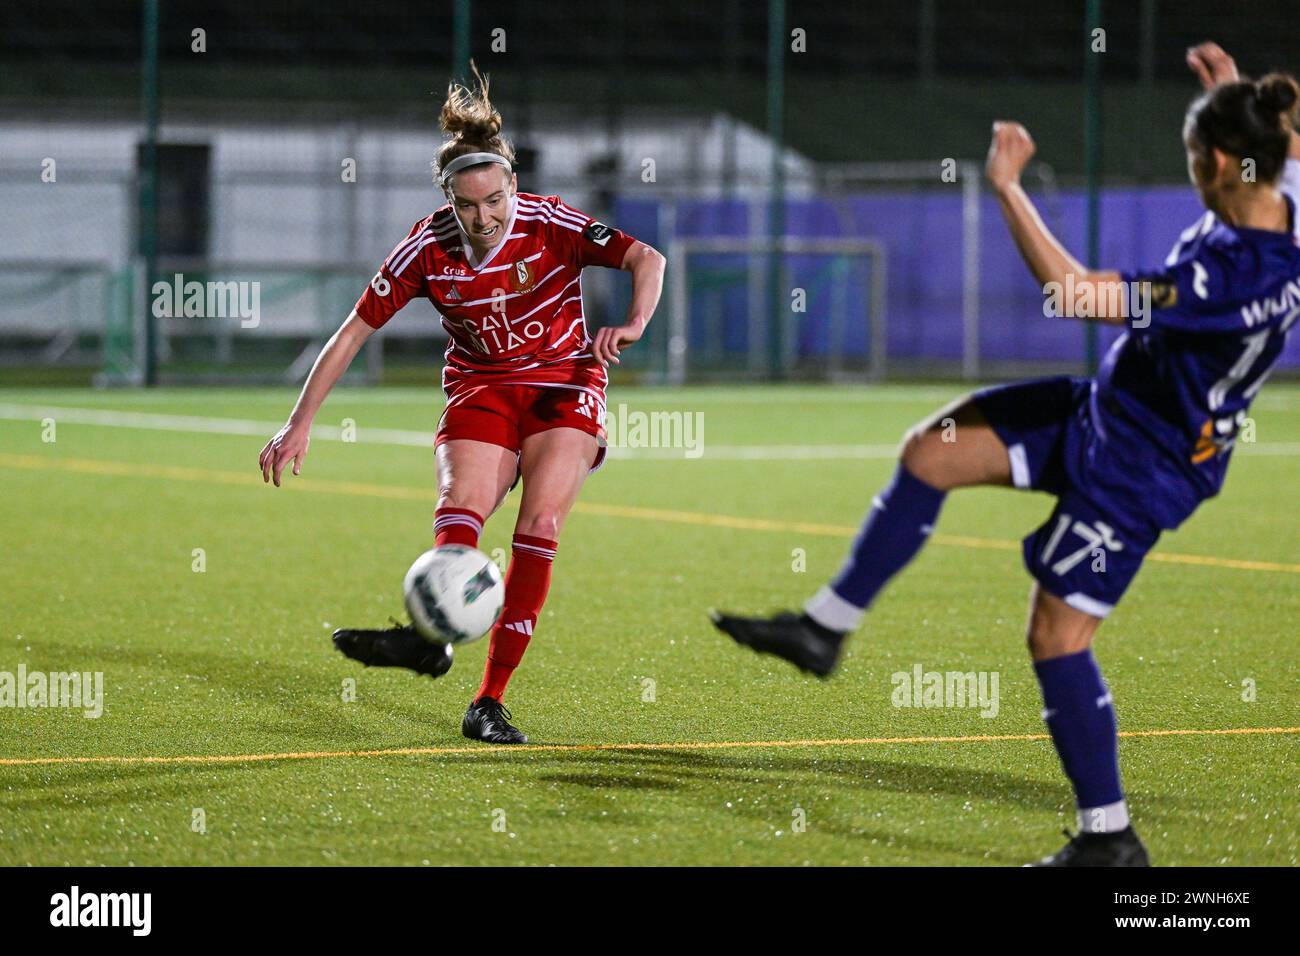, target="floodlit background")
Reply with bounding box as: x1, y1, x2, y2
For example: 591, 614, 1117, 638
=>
1, 1, 1297, 869
2, 0, 1298, 385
